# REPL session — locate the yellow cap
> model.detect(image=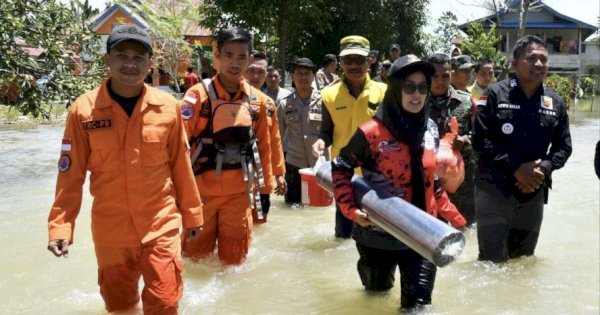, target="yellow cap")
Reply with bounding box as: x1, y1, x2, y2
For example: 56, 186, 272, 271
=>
339, 35, 370, 57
